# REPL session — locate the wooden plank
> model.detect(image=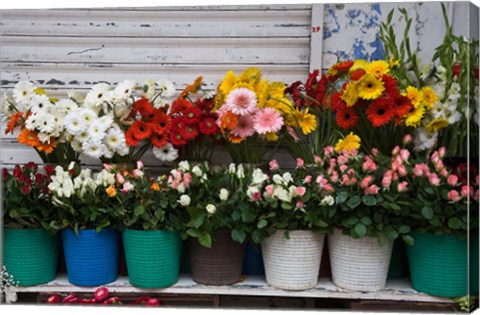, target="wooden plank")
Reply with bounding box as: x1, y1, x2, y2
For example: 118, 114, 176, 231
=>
0, 63, 309, 89
0, 36, 310, 64
309, 3, 324, 72
5, 274, 453, 304
0, 9, 311, 38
